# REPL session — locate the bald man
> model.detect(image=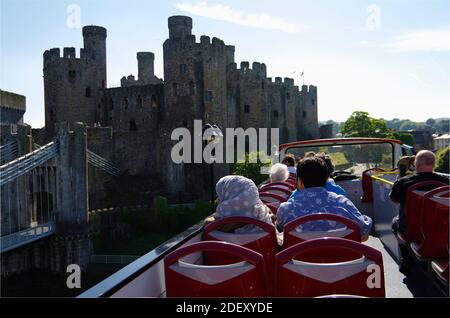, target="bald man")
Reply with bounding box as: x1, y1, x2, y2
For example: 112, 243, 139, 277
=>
390, 150, 449, 273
